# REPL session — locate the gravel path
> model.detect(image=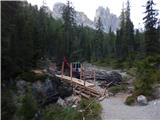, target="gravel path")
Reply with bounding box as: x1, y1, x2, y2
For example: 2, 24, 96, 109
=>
101, 94, 160, 120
